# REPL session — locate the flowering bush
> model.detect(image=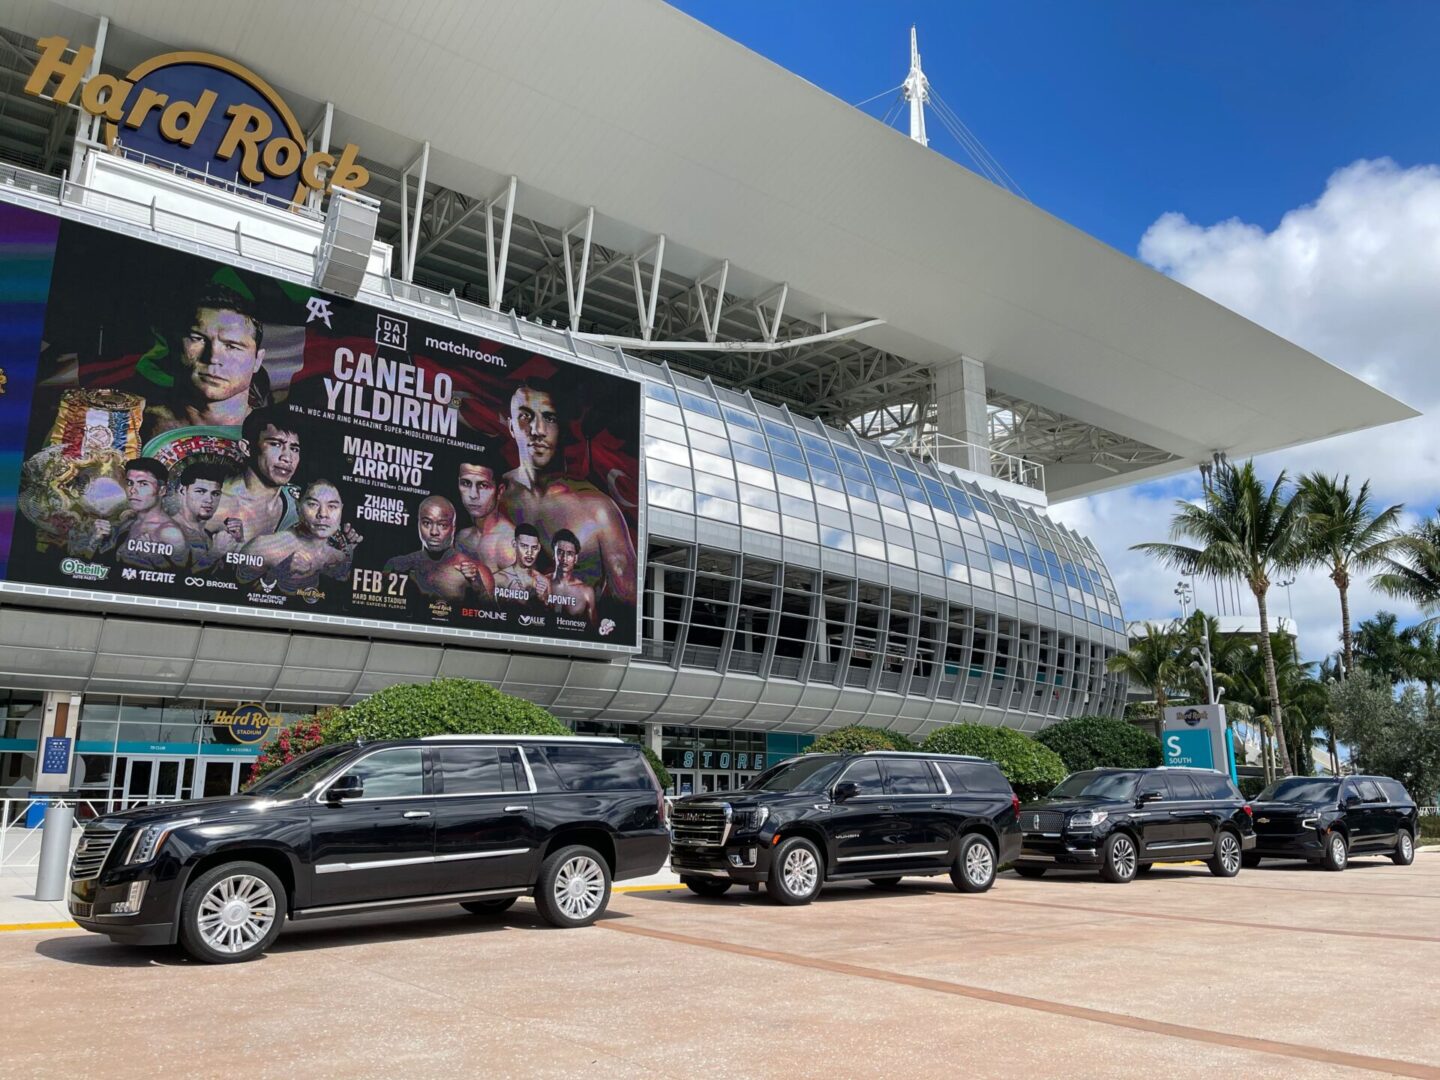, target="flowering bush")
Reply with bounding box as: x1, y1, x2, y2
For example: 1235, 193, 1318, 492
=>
245, 708, 341, 786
